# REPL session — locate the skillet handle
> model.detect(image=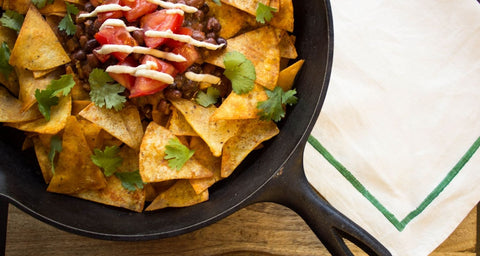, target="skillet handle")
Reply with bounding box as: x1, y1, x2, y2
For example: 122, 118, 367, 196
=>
255, 146, 391, 256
